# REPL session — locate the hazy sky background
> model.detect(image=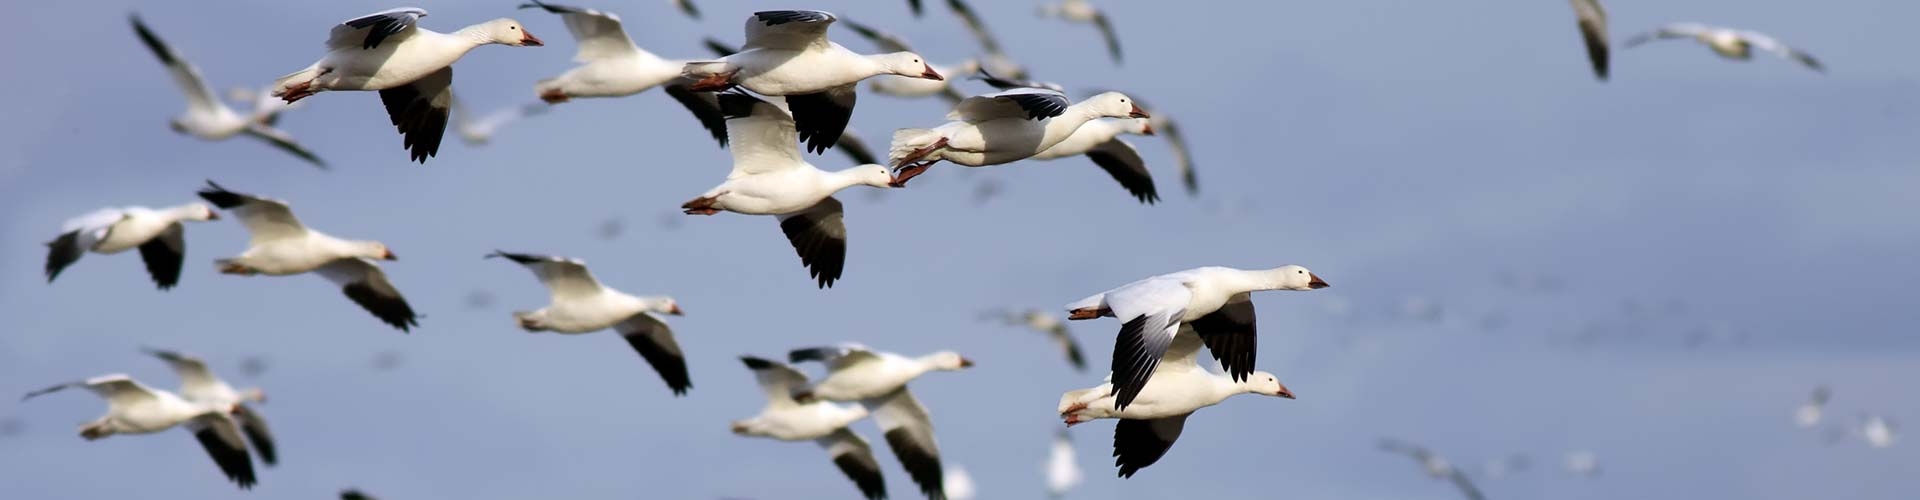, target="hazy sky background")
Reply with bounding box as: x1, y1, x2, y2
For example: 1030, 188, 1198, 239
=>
2, 0, 1916, 498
